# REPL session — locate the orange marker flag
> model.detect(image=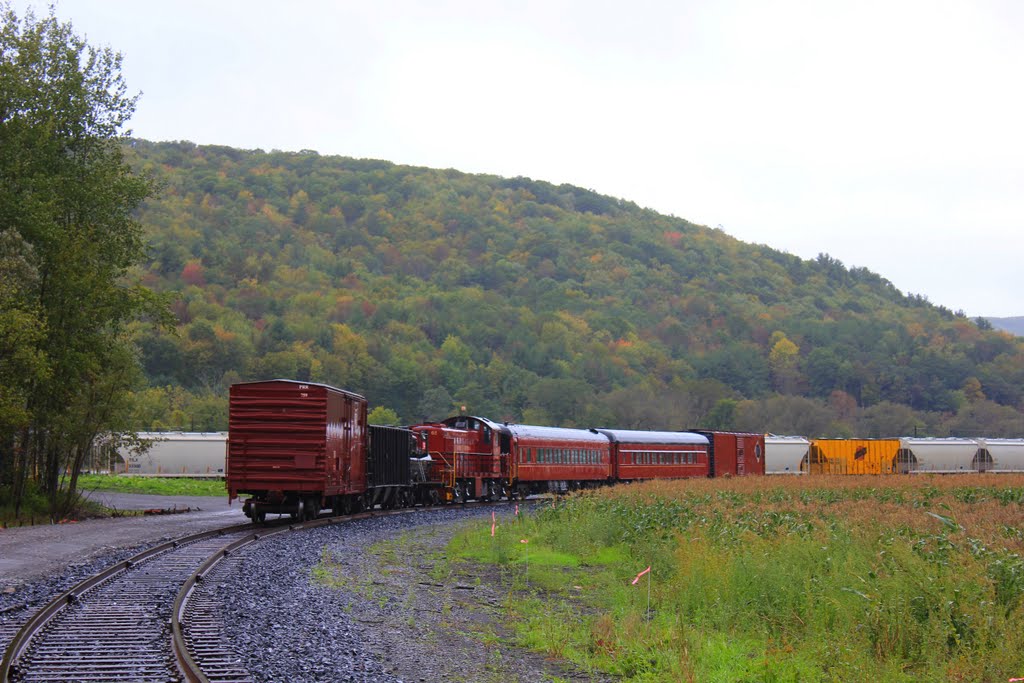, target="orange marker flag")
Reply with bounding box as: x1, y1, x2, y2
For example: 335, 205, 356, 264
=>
631, 566, 651, 585
491, 511, 496, 537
